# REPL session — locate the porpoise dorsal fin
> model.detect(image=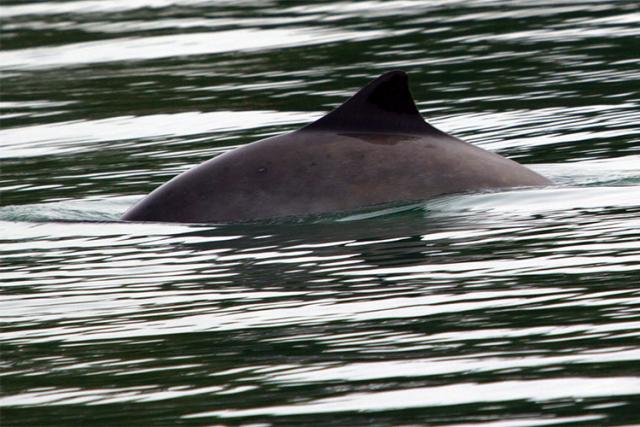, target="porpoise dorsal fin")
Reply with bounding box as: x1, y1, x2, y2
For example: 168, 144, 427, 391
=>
301, 70, 442, 135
